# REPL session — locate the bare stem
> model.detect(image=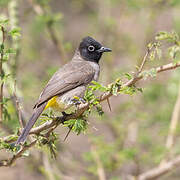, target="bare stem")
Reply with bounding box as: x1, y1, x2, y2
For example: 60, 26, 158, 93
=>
138, 155, 180, 180
138, 48, 150, 74
90, 143, 106, 180
14, 80, 25, 128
